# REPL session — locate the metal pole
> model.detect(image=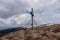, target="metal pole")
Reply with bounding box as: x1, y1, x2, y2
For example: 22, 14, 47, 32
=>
30, 8, 34, 30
